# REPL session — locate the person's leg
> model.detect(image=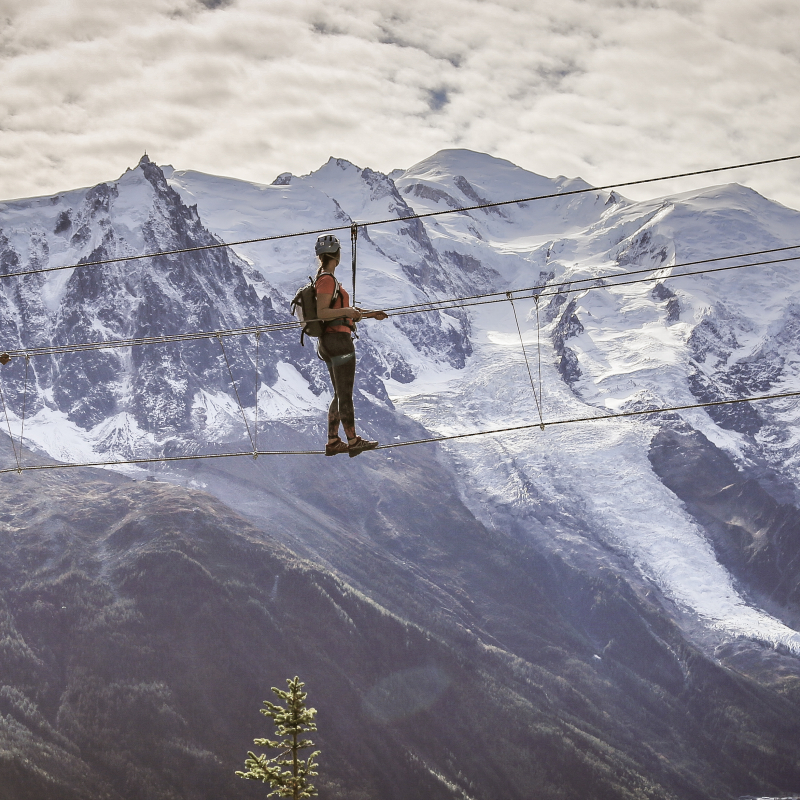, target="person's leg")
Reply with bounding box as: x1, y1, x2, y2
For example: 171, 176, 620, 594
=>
320, 333, 356, 445
327, 401, 340, 442
333, 354, 356, 441
324, 336, 377, 456
319, 337, 341, 445
325, 364, 341, 443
